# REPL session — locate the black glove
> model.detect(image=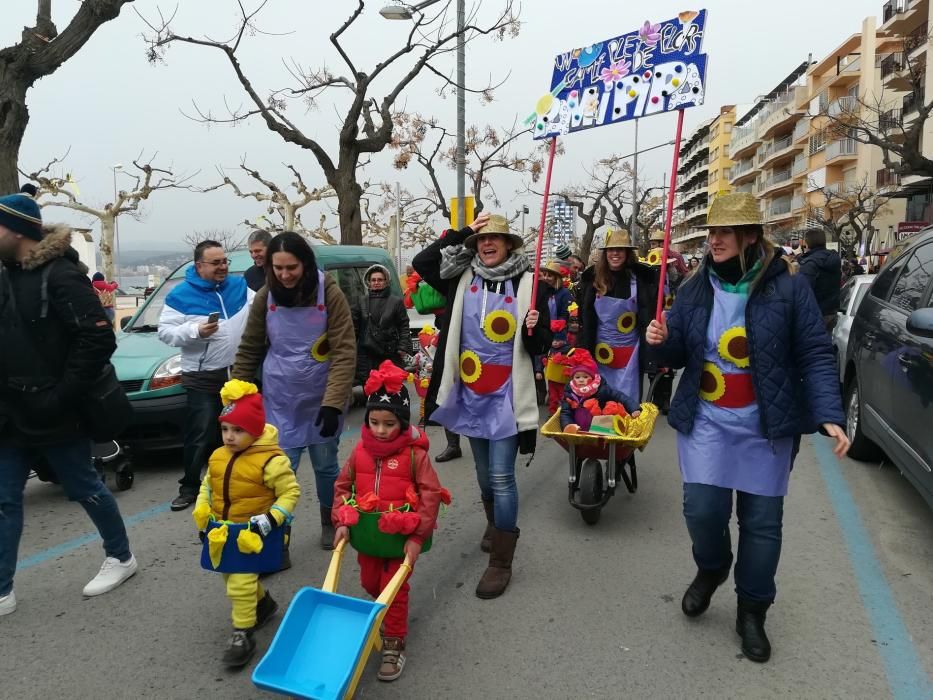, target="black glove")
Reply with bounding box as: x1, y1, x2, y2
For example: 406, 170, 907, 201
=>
518, 429, 536, 455
315, 406, 342, 438
198, 531, 206, 544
